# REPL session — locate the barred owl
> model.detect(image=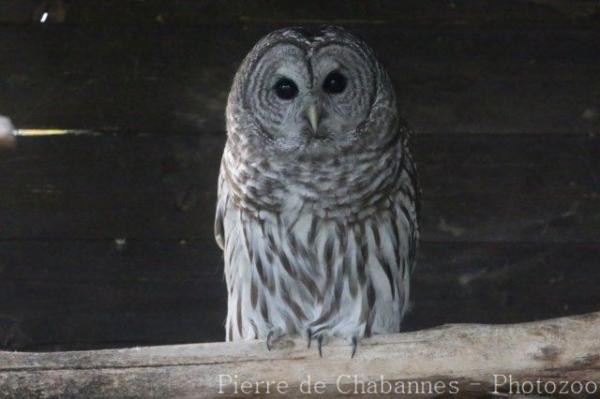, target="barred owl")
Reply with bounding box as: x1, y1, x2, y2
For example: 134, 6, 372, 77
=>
214, 26, 418, 357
